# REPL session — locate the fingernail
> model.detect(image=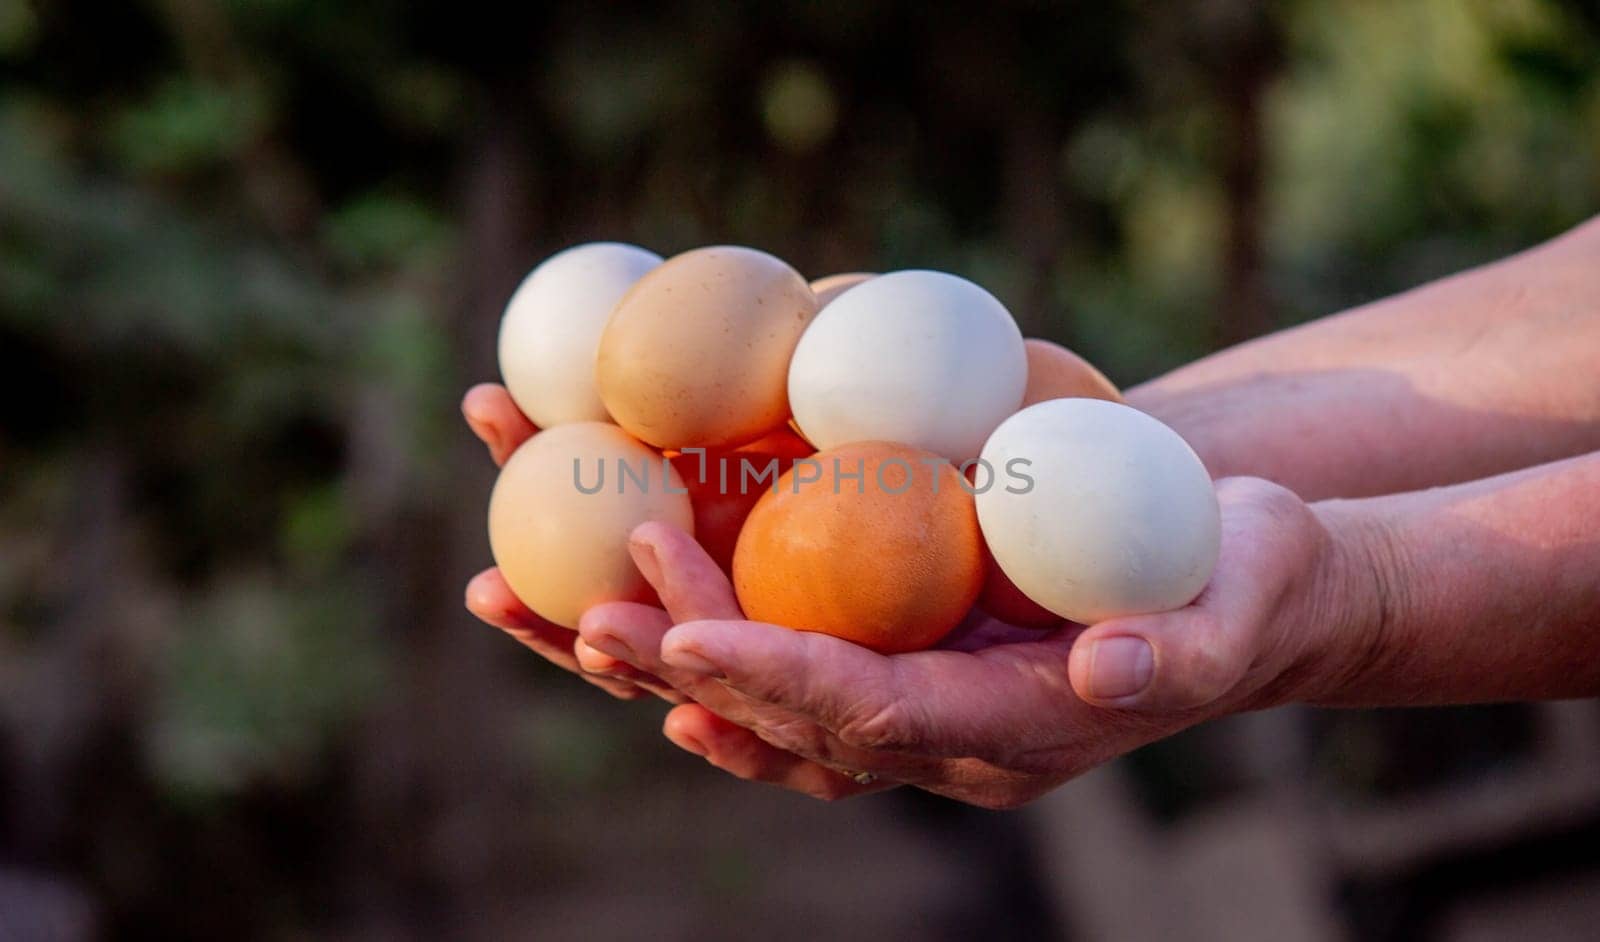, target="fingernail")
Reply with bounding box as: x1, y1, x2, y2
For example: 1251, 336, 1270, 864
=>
463, 409, 492, 440
587, 632, 638, 666
632, 538, 662, 586
1087, 637, 1154, 700
675, 734, 709, 757
665, 648, 725, 680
